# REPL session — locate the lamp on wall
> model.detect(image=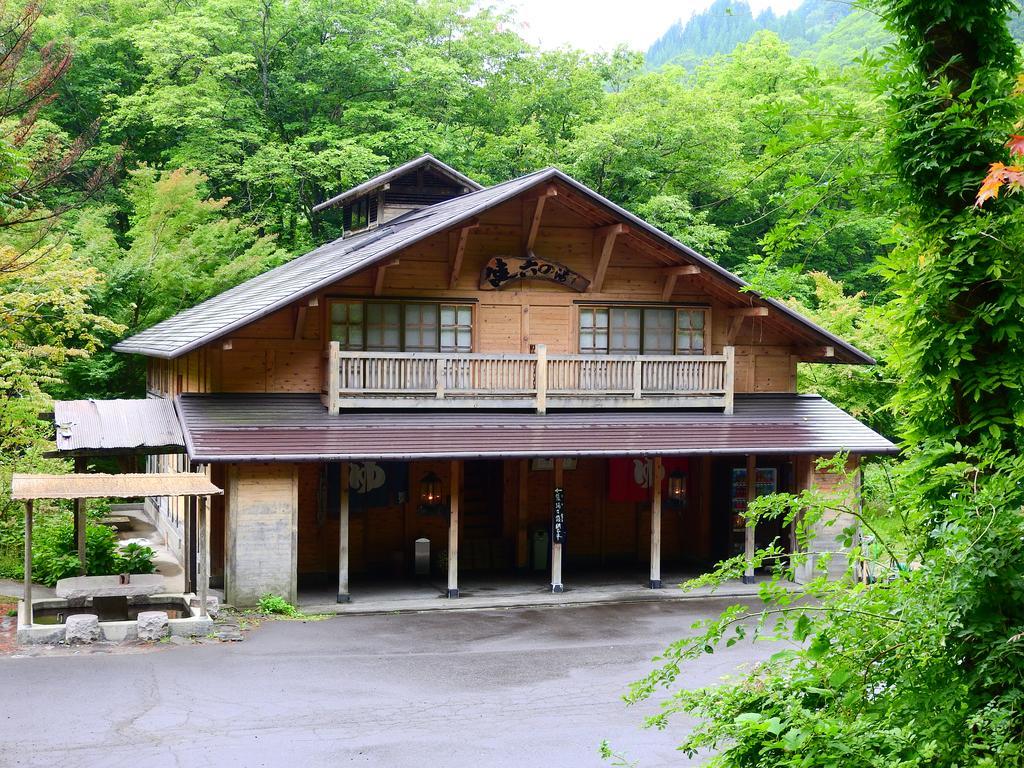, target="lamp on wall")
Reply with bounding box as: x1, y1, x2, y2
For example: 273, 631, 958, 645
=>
667, 470, 687, 509
419, 471, 443, 509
